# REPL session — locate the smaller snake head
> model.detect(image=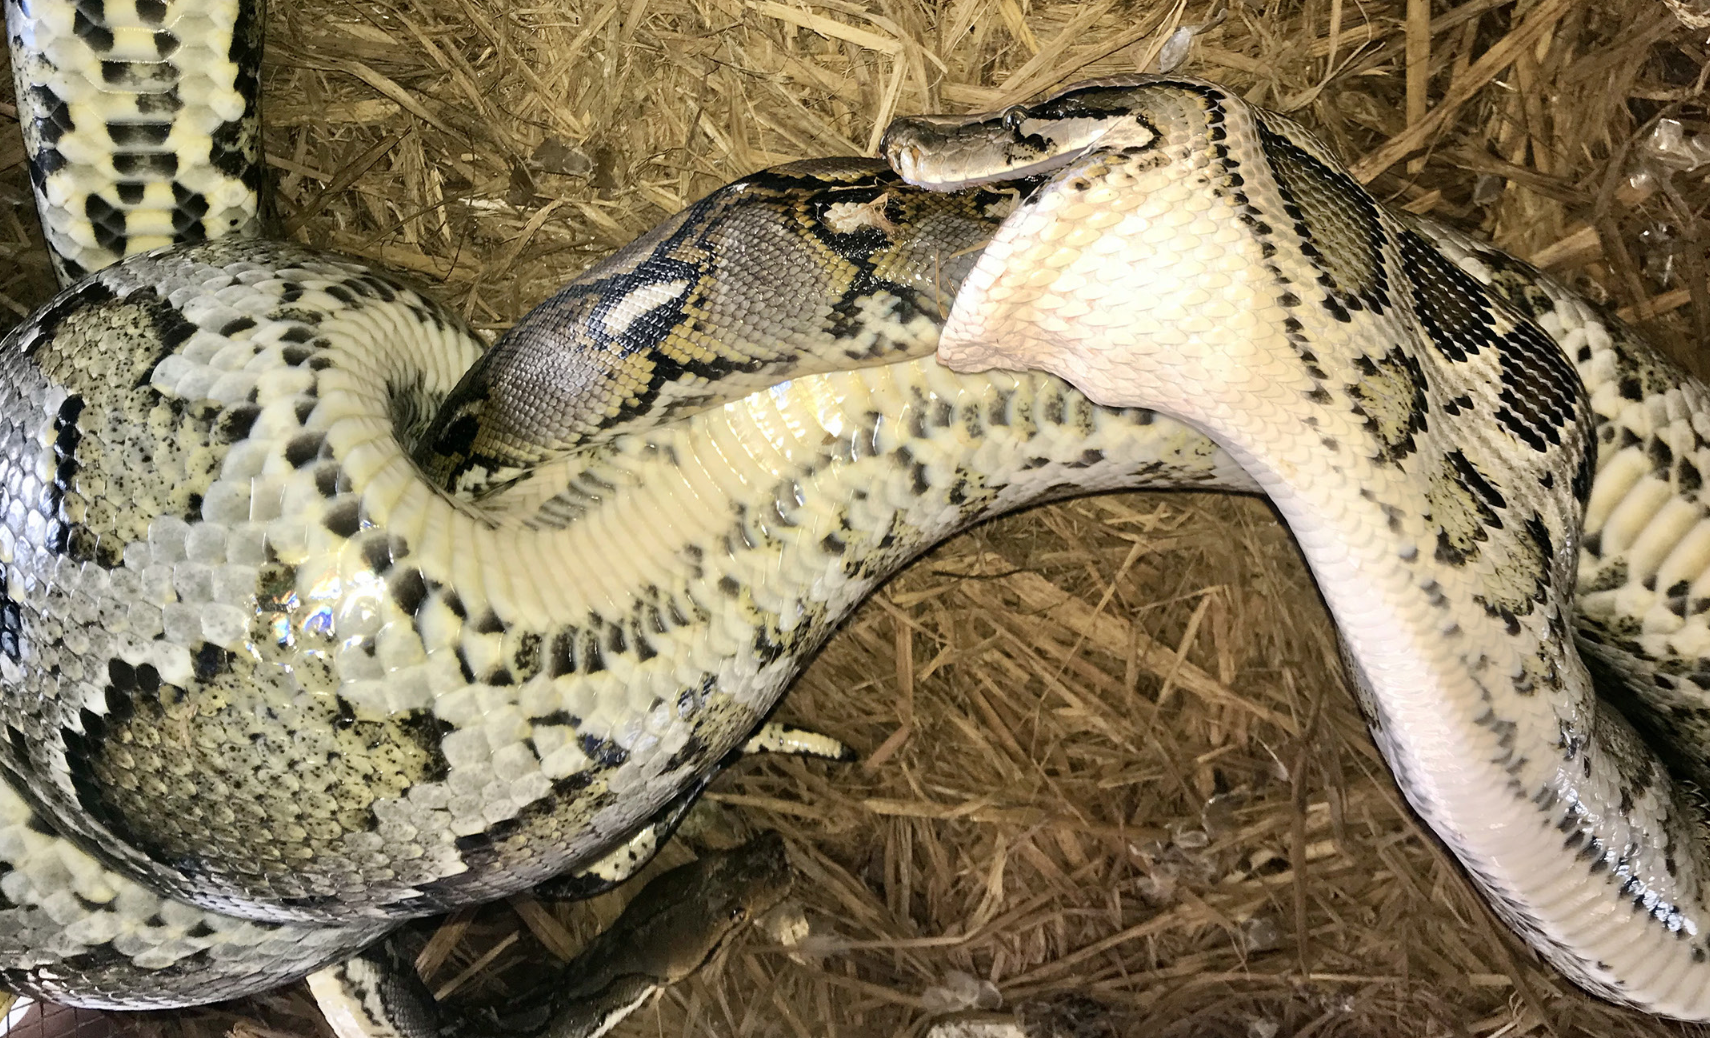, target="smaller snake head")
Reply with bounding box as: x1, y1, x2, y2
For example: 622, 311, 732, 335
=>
470, 834, 796, 1038
882, 75, 1165, 191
